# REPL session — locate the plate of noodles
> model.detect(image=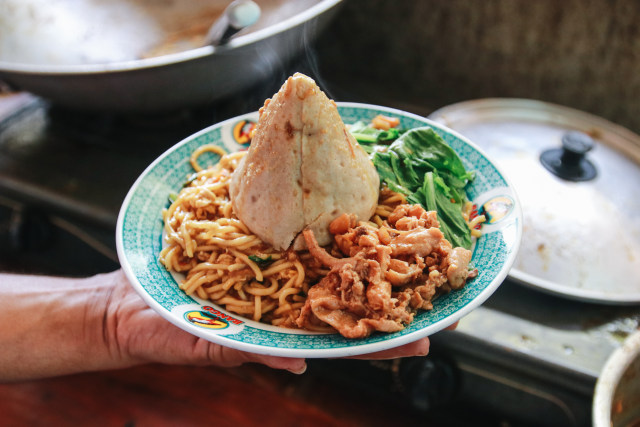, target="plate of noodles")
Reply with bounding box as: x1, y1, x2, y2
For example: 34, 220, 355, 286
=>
117, 88, 522, 358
